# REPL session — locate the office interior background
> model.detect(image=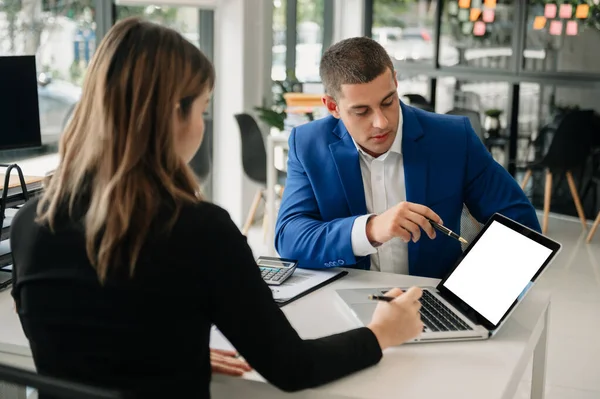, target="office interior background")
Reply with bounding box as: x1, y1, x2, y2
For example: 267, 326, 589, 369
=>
0, 0, 599, 398
1, 0, 599, 226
